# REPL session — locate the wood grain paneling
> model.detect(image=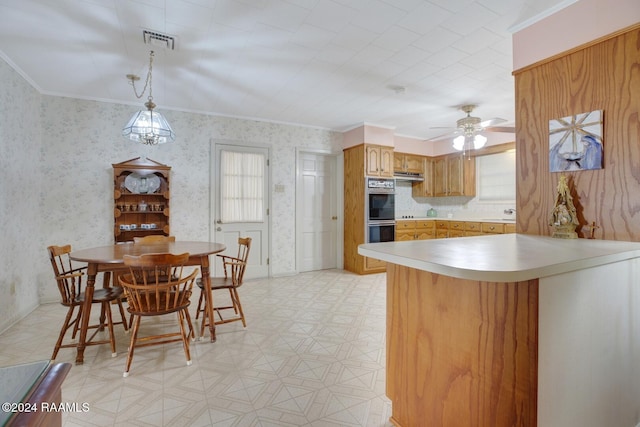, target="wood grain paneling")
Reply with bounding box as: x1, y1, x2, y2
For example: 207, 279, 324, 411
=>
343, 145, 366, 273
386, 263, 538, 427
514, 24, 640, 240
